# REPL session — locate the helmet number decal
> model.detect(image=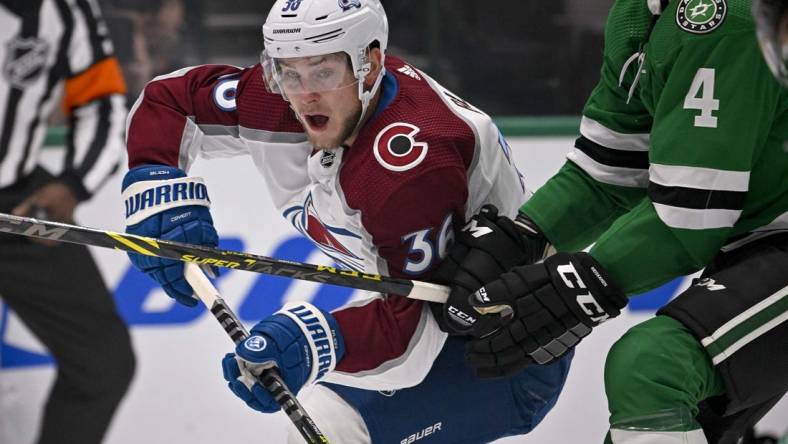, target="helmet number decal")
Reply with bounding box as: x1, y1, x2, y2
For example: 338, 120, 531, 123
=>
373, 122, 428, 172
282, 0, 303, 12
